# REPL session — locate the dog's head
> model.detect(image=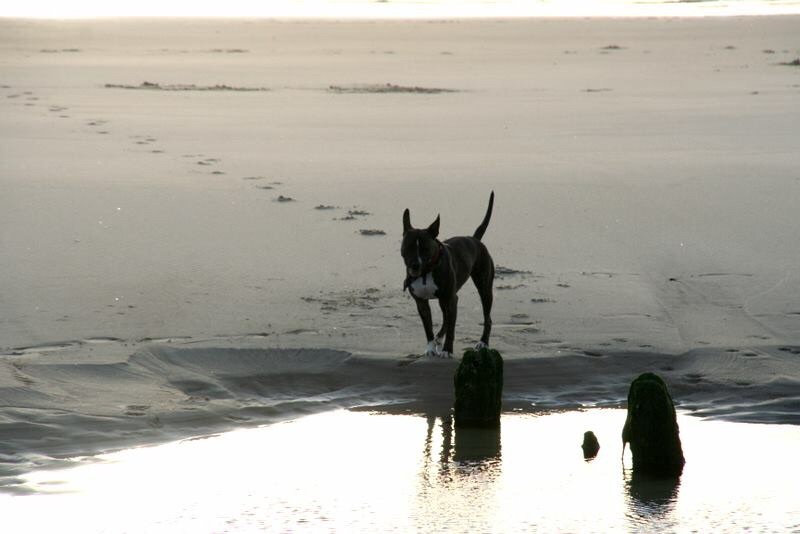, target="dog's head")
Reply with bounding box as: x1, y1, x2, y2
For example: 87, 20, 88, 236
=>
401, 208, 440, 278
